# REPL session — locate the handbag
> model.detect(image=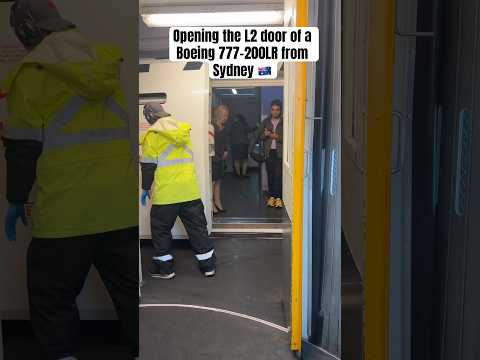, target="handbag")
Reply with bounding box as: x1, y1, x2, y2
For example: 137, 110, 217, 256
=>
250, 139, 266, 163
